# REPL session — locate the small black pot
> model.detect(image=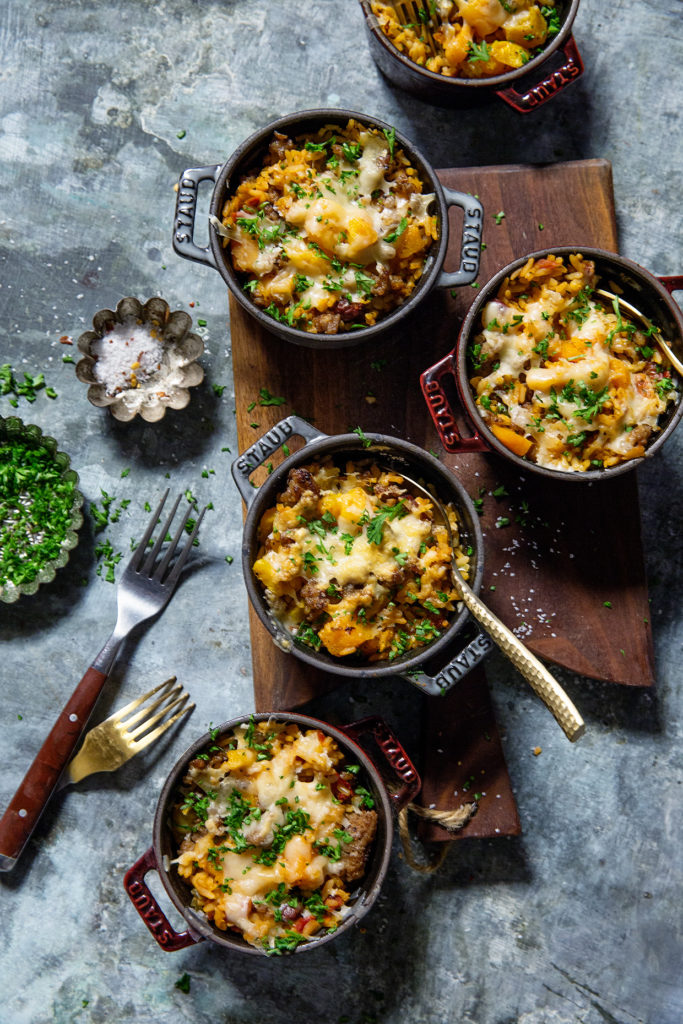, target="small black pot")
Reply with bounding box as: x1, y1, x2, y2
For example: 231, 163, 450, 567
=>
231, 416, 492, 695
172, 108, 483, 349
359, 0, 583, 112
124, 712, 420, 955
421, 247, 683, 482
